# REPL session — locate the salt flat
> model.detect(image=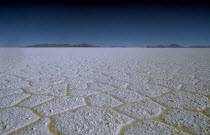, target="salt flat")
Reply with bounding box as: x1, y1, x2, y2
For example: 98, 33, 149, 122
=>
0, 48, 210, 135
